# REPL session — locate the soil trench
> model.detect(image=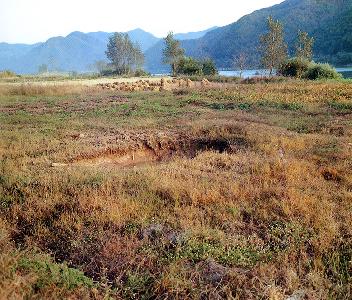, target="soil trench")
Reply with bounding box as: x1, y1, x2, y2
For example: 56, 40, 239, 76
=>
56, 136, 246, 169
71, 147, 164, 168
